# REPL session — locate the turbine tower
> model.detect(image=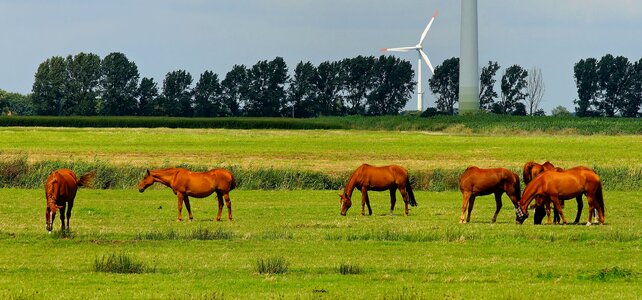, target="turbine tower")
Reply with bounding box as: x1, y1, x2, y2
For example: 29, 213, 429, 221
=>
459, 0, 479, 113
381, 10, 438, 112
